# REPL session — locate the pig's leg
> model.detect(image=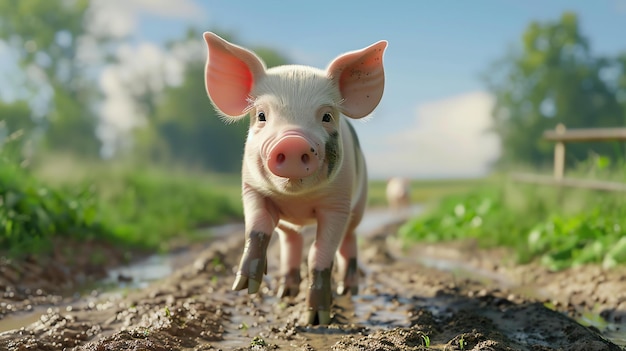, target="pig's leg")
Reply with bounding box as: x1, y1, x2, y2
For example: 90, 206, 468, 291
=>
306, 208, 350, 325
232, 187, 279, 294
337, 176, 367, 296
275, 223, 303, 298
335, 218, 360, 296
